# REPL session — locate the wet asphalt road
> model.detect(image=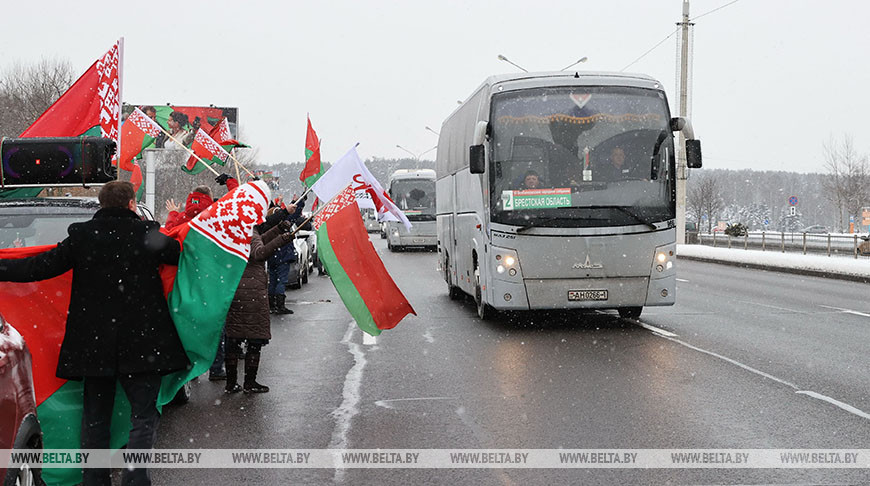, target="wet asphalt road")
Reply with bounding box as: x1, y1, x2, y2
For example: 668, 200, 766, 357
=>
154, 236, 870, 485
